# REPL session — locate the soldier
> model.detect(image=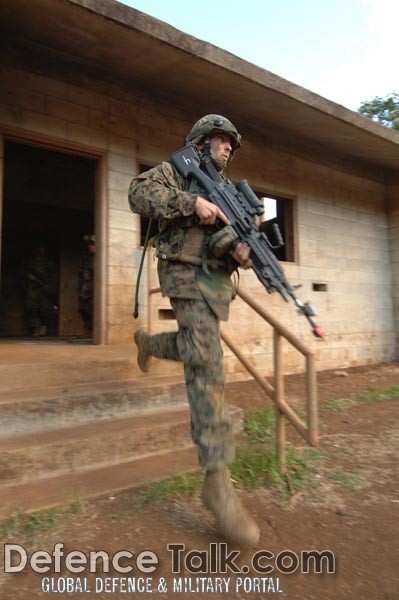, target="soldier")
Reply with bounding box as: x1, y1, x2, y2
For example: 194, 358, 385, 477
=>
129, 115, 260, 546
21, 245, 58, 337
79, 234, 95, 333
